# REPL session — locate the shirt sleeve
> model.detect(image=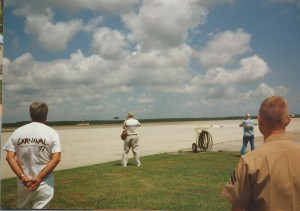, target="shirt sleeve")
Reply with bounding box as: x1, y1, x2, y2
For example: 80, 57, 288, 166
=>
221, 158, 252, 209
3, 133, 16, 152
51, 131, 61, 153
239, 121, 245, 127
